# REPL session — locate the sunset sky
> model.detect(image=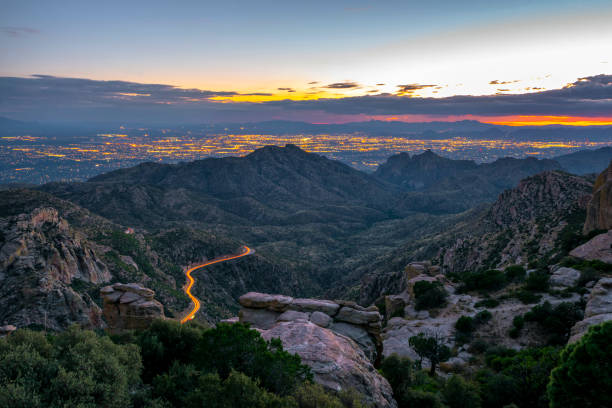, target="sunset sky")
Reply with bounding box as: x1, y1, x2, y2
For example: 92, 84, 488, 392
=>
1, 0, 612, 125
